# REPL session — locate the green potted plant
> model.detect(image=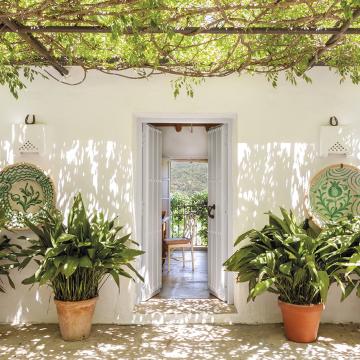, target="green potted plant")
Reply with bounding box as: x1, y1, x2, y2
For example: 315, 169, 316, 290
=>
0, 208, 20, 292
317, 216, 360, 300
19, 193, 144, 341
224, 208, 358, 343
